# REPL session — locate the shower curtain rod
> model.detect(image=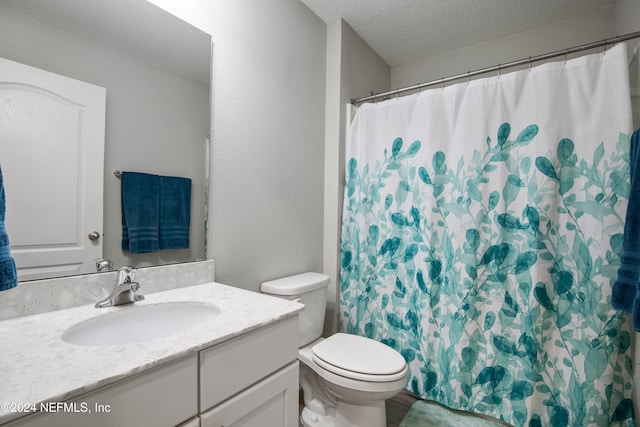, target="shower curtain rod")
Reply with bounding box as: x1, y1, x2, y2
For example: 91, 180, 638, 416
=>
351, 30, 640, 106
